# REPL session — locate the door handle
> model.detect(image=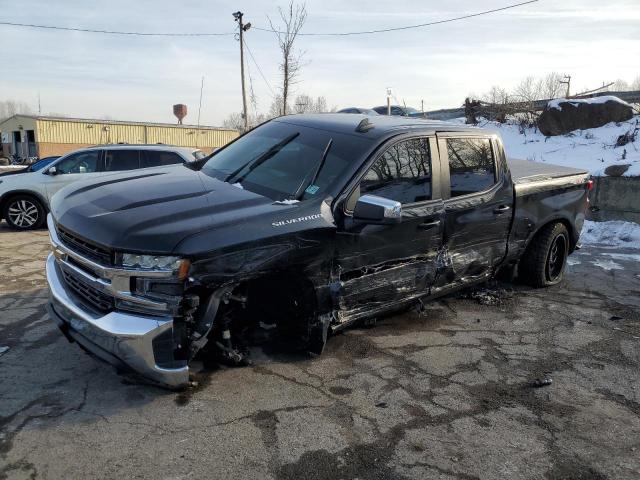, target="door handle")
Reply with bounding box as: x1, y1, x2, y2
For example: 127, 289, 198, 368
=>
418, 219, 441, 230
493, 205, 511, 214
